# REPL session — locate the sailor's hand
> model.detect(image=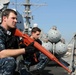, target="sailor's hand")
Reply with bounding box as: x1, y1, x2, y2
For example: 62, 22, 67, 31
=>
25, 42, 36, 54
20, 42, 36, 54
